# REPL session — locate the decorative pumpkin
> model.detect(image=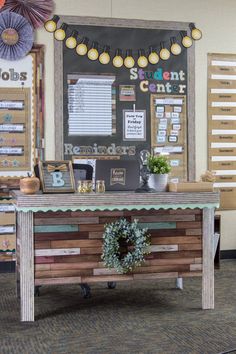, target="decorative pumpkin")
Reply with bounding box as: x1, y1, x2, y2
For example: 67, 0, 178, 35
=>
20, 174, 40, 194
